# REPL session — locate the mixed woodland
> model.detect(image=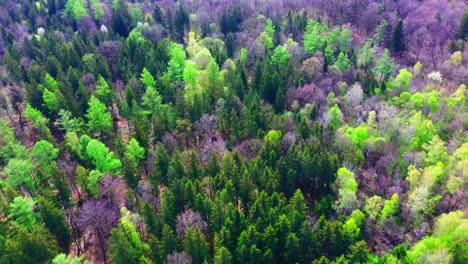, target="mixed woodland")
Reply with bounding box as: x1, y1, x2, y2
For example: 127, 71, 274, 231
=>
0, 0, 467, 263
